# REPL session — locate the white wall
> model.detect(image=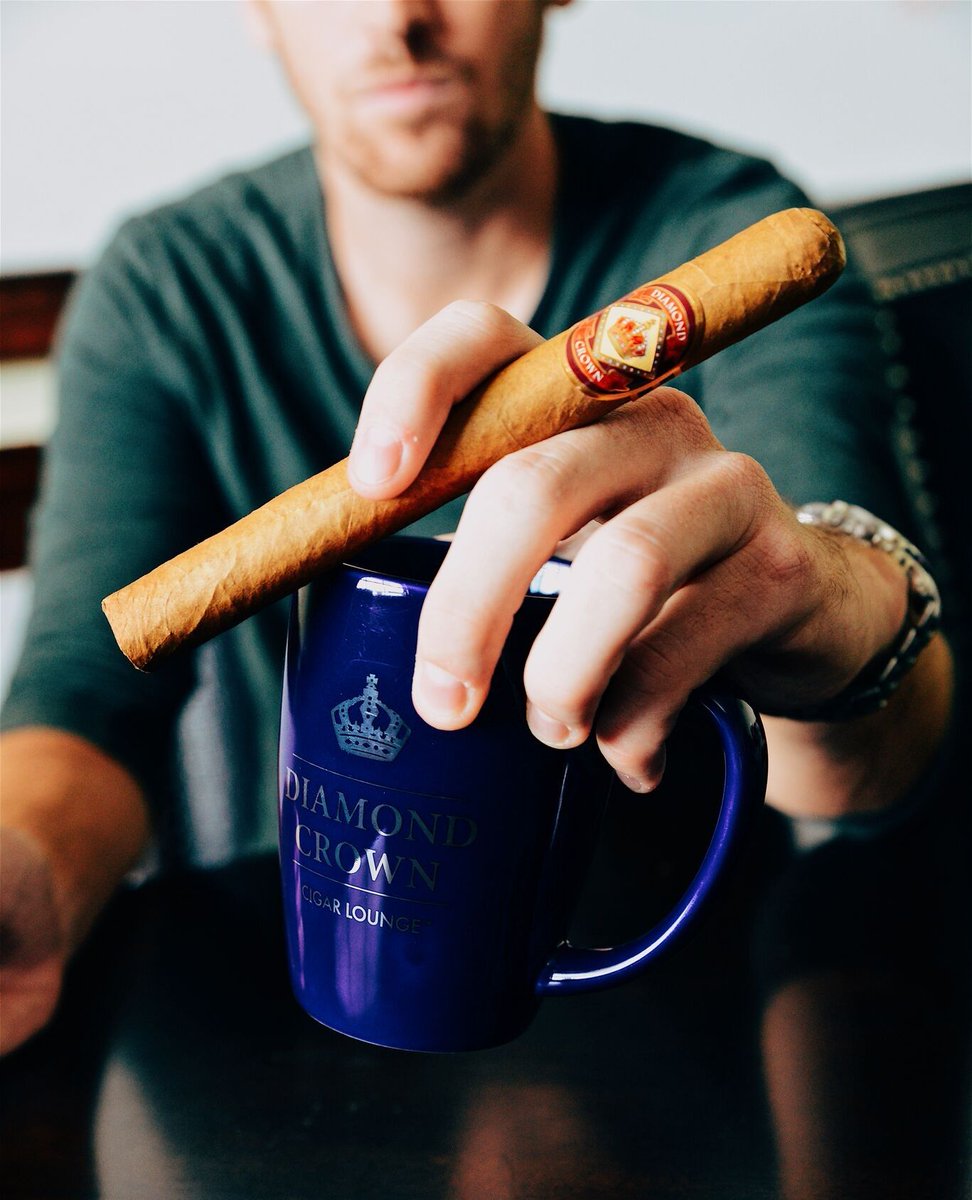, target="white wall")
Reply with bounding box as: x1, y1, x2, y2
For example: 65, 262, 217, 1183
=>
2, 0, 970, 274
